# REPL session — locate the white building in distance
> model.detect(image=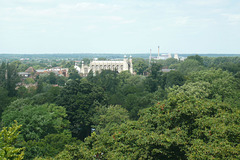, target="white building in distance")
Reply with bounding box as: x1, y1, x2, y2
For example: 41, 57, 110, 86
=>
75, 56, 133, 76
